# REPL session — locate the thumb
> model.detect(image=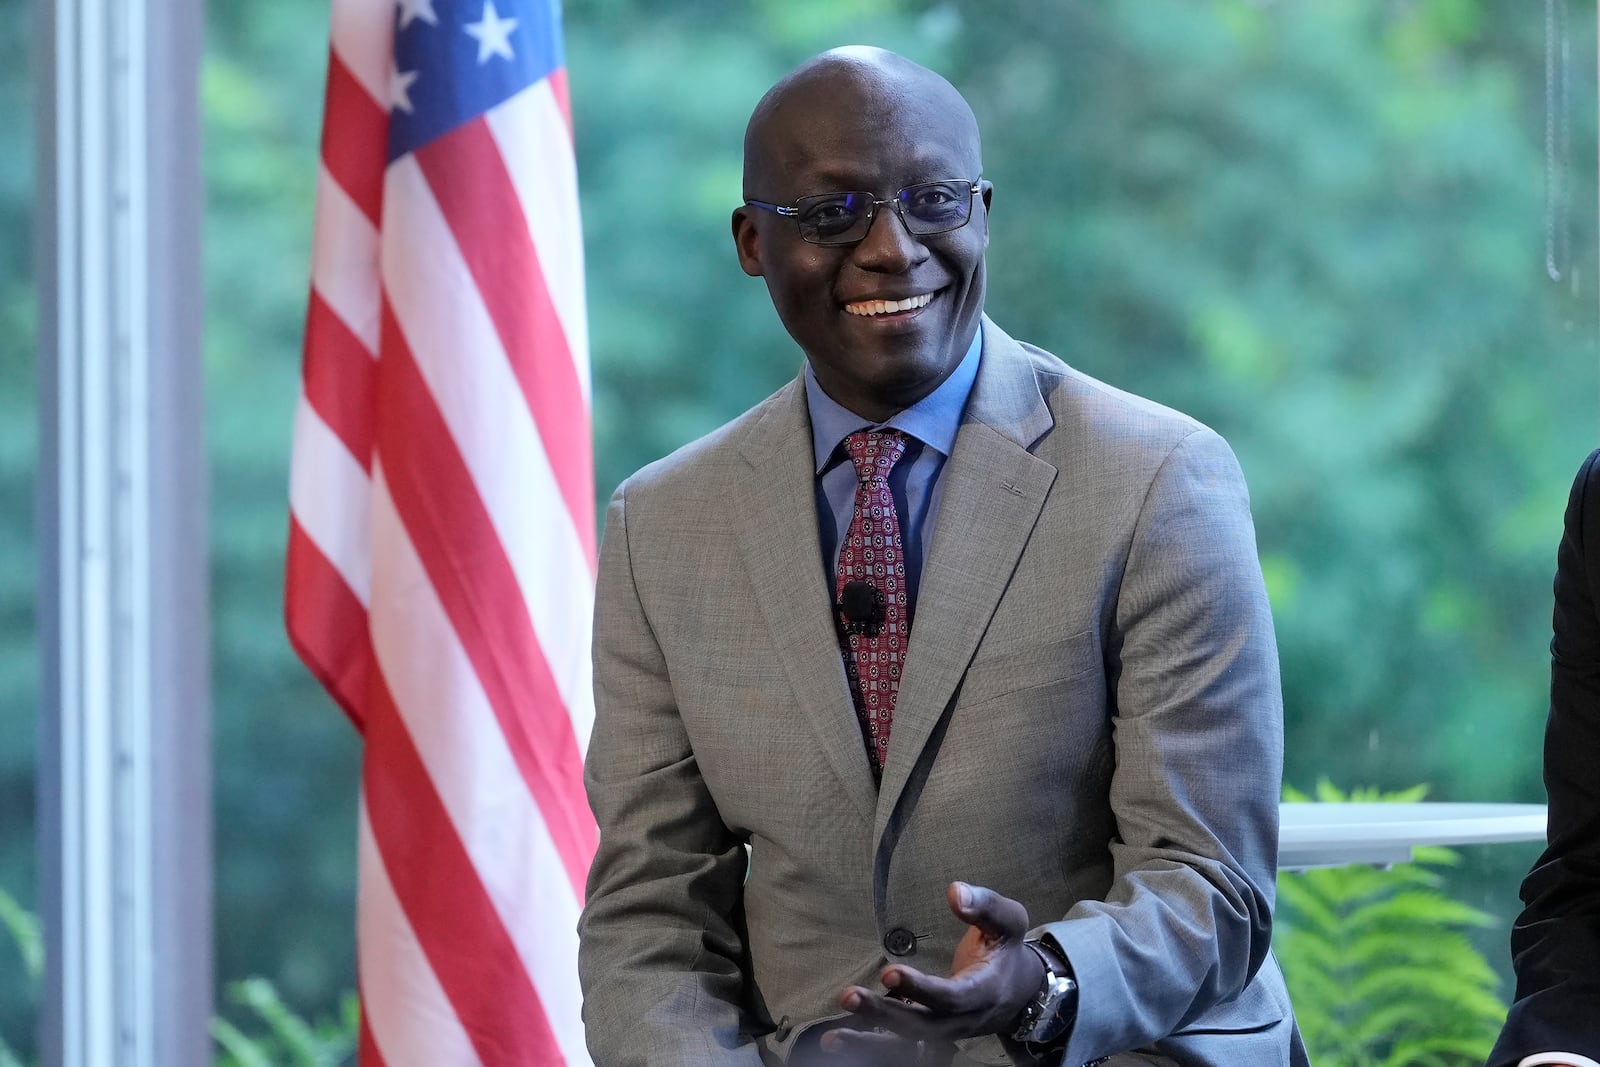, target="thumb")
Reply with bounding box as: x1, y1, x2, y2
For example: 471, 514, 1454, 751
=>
948, 881, 1029, 941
